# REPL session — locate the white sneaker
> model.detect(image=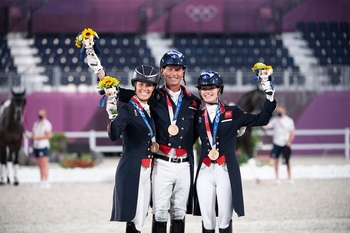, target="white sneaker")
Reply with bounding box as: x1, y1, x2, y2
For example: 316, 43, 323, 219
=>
275, 179, 281, 186
40, 181, 51, 189
288, 179, 295, 185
